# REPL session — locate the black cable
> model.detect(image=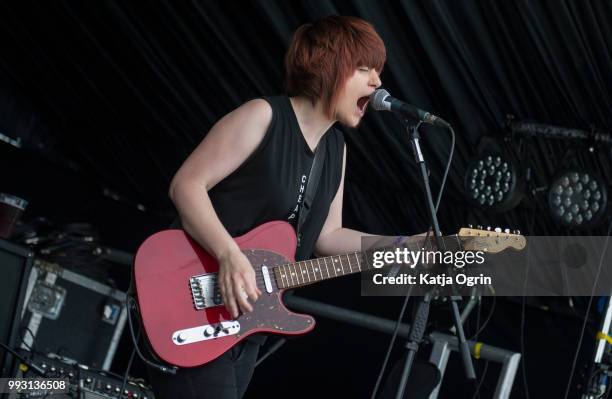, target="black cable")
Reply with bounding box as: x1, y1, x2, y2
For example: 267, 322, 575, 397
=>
369, 122, 455, 399
0, 341, 46, 376
255, 338, 287, 367
87, 367, 127, 381
369, 284, 413, 399
519, 277, 530, 394
519, 205, 538, 399
469, 297, 484, 399
126, 295, 178, 375
433, 126, 455, 214
19, 326, 35, 351
123, 257, 177, 376
468, 295, 498, 399
471, 360, 489, 399
472, 296, 482, 340
117, 330, 139, 398
563, 219, 612, 399
468, 295, 496, 341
